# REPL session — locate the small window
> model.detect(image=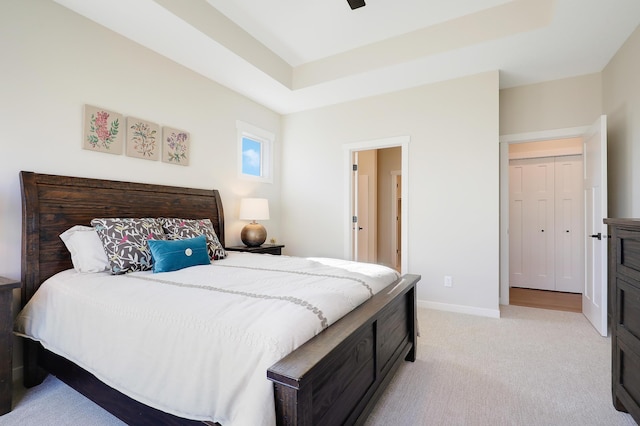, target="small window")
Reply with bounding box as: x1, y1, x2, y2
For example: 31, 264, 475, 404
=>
237, 121, 274, 183
241, 137, 262, 177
